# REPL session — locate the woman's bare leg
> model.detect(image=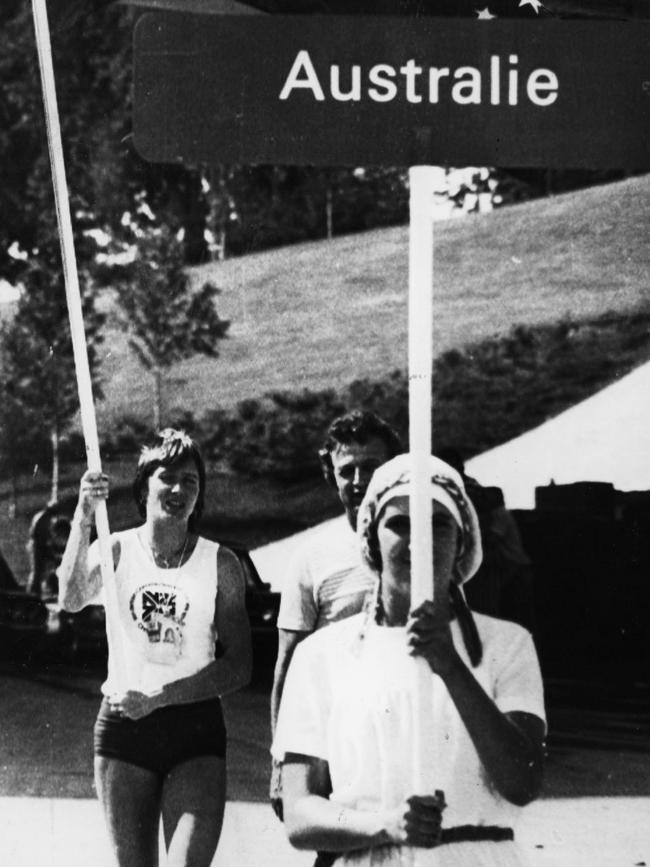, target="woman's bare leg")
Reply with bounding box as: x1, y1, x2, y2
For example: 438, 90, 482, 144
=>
161, 756, 227, 867
94, 756, 162, 867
